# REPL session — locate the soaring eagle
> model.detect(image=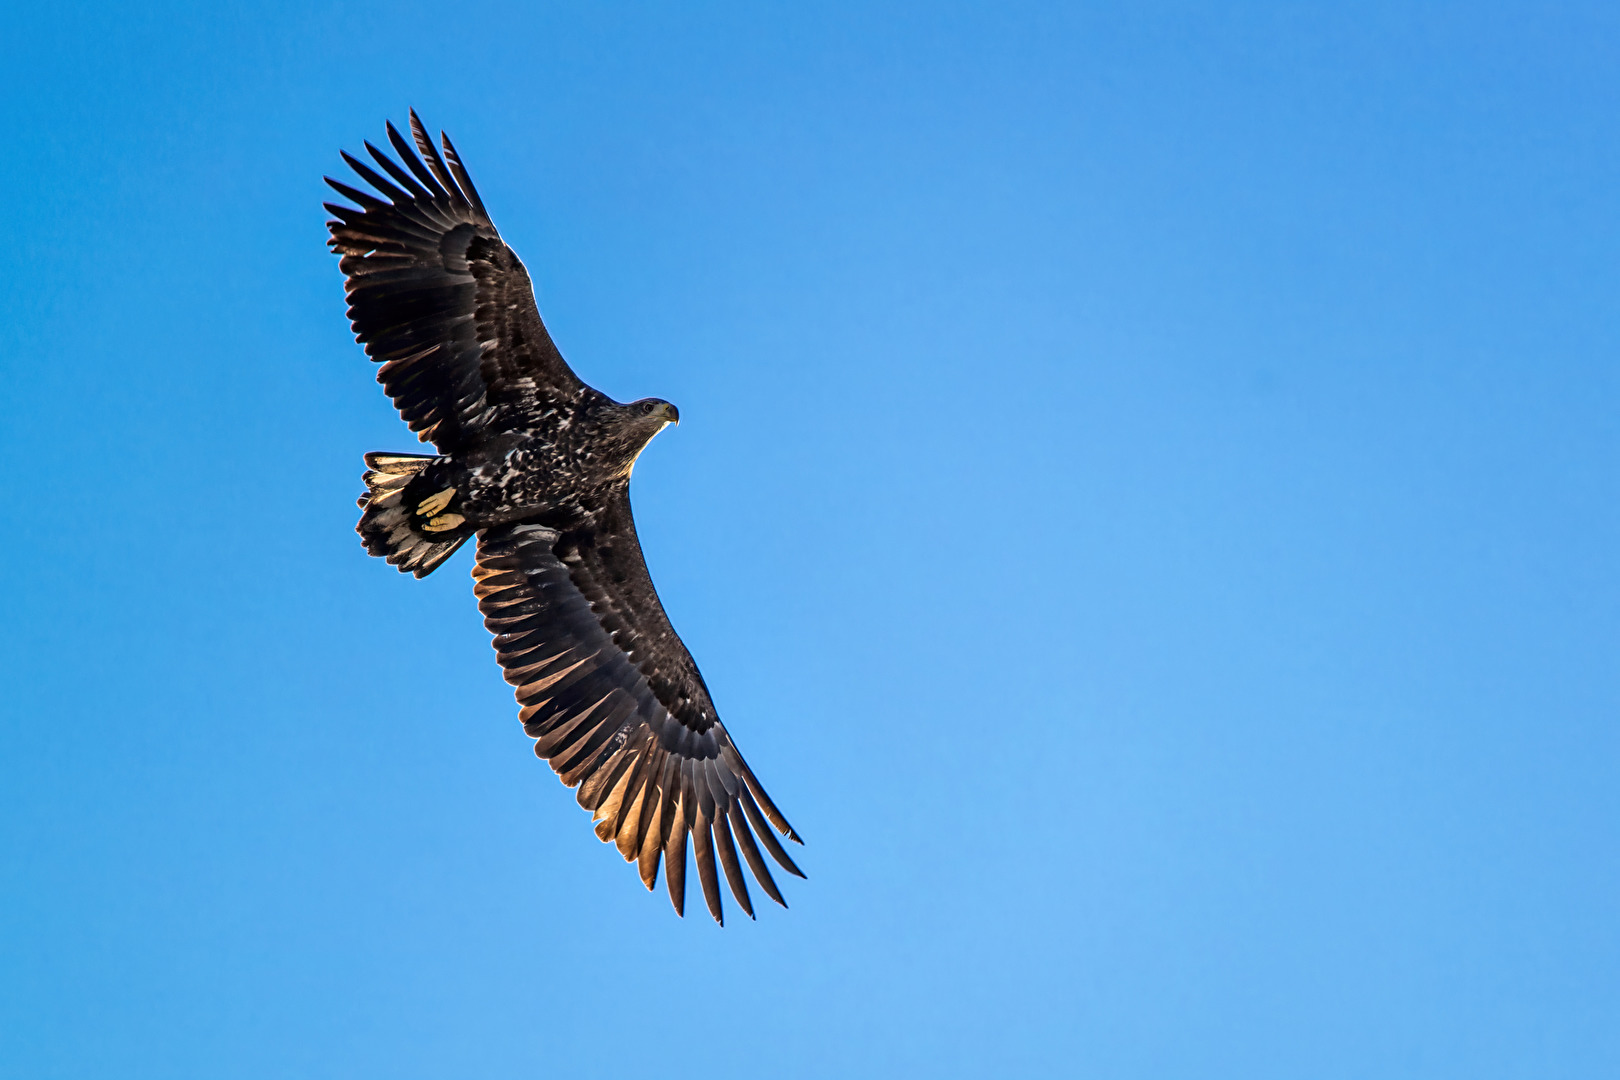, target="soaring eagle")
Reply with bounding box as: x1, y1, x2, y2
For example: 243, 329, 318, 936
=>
325, 112, 802, 924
